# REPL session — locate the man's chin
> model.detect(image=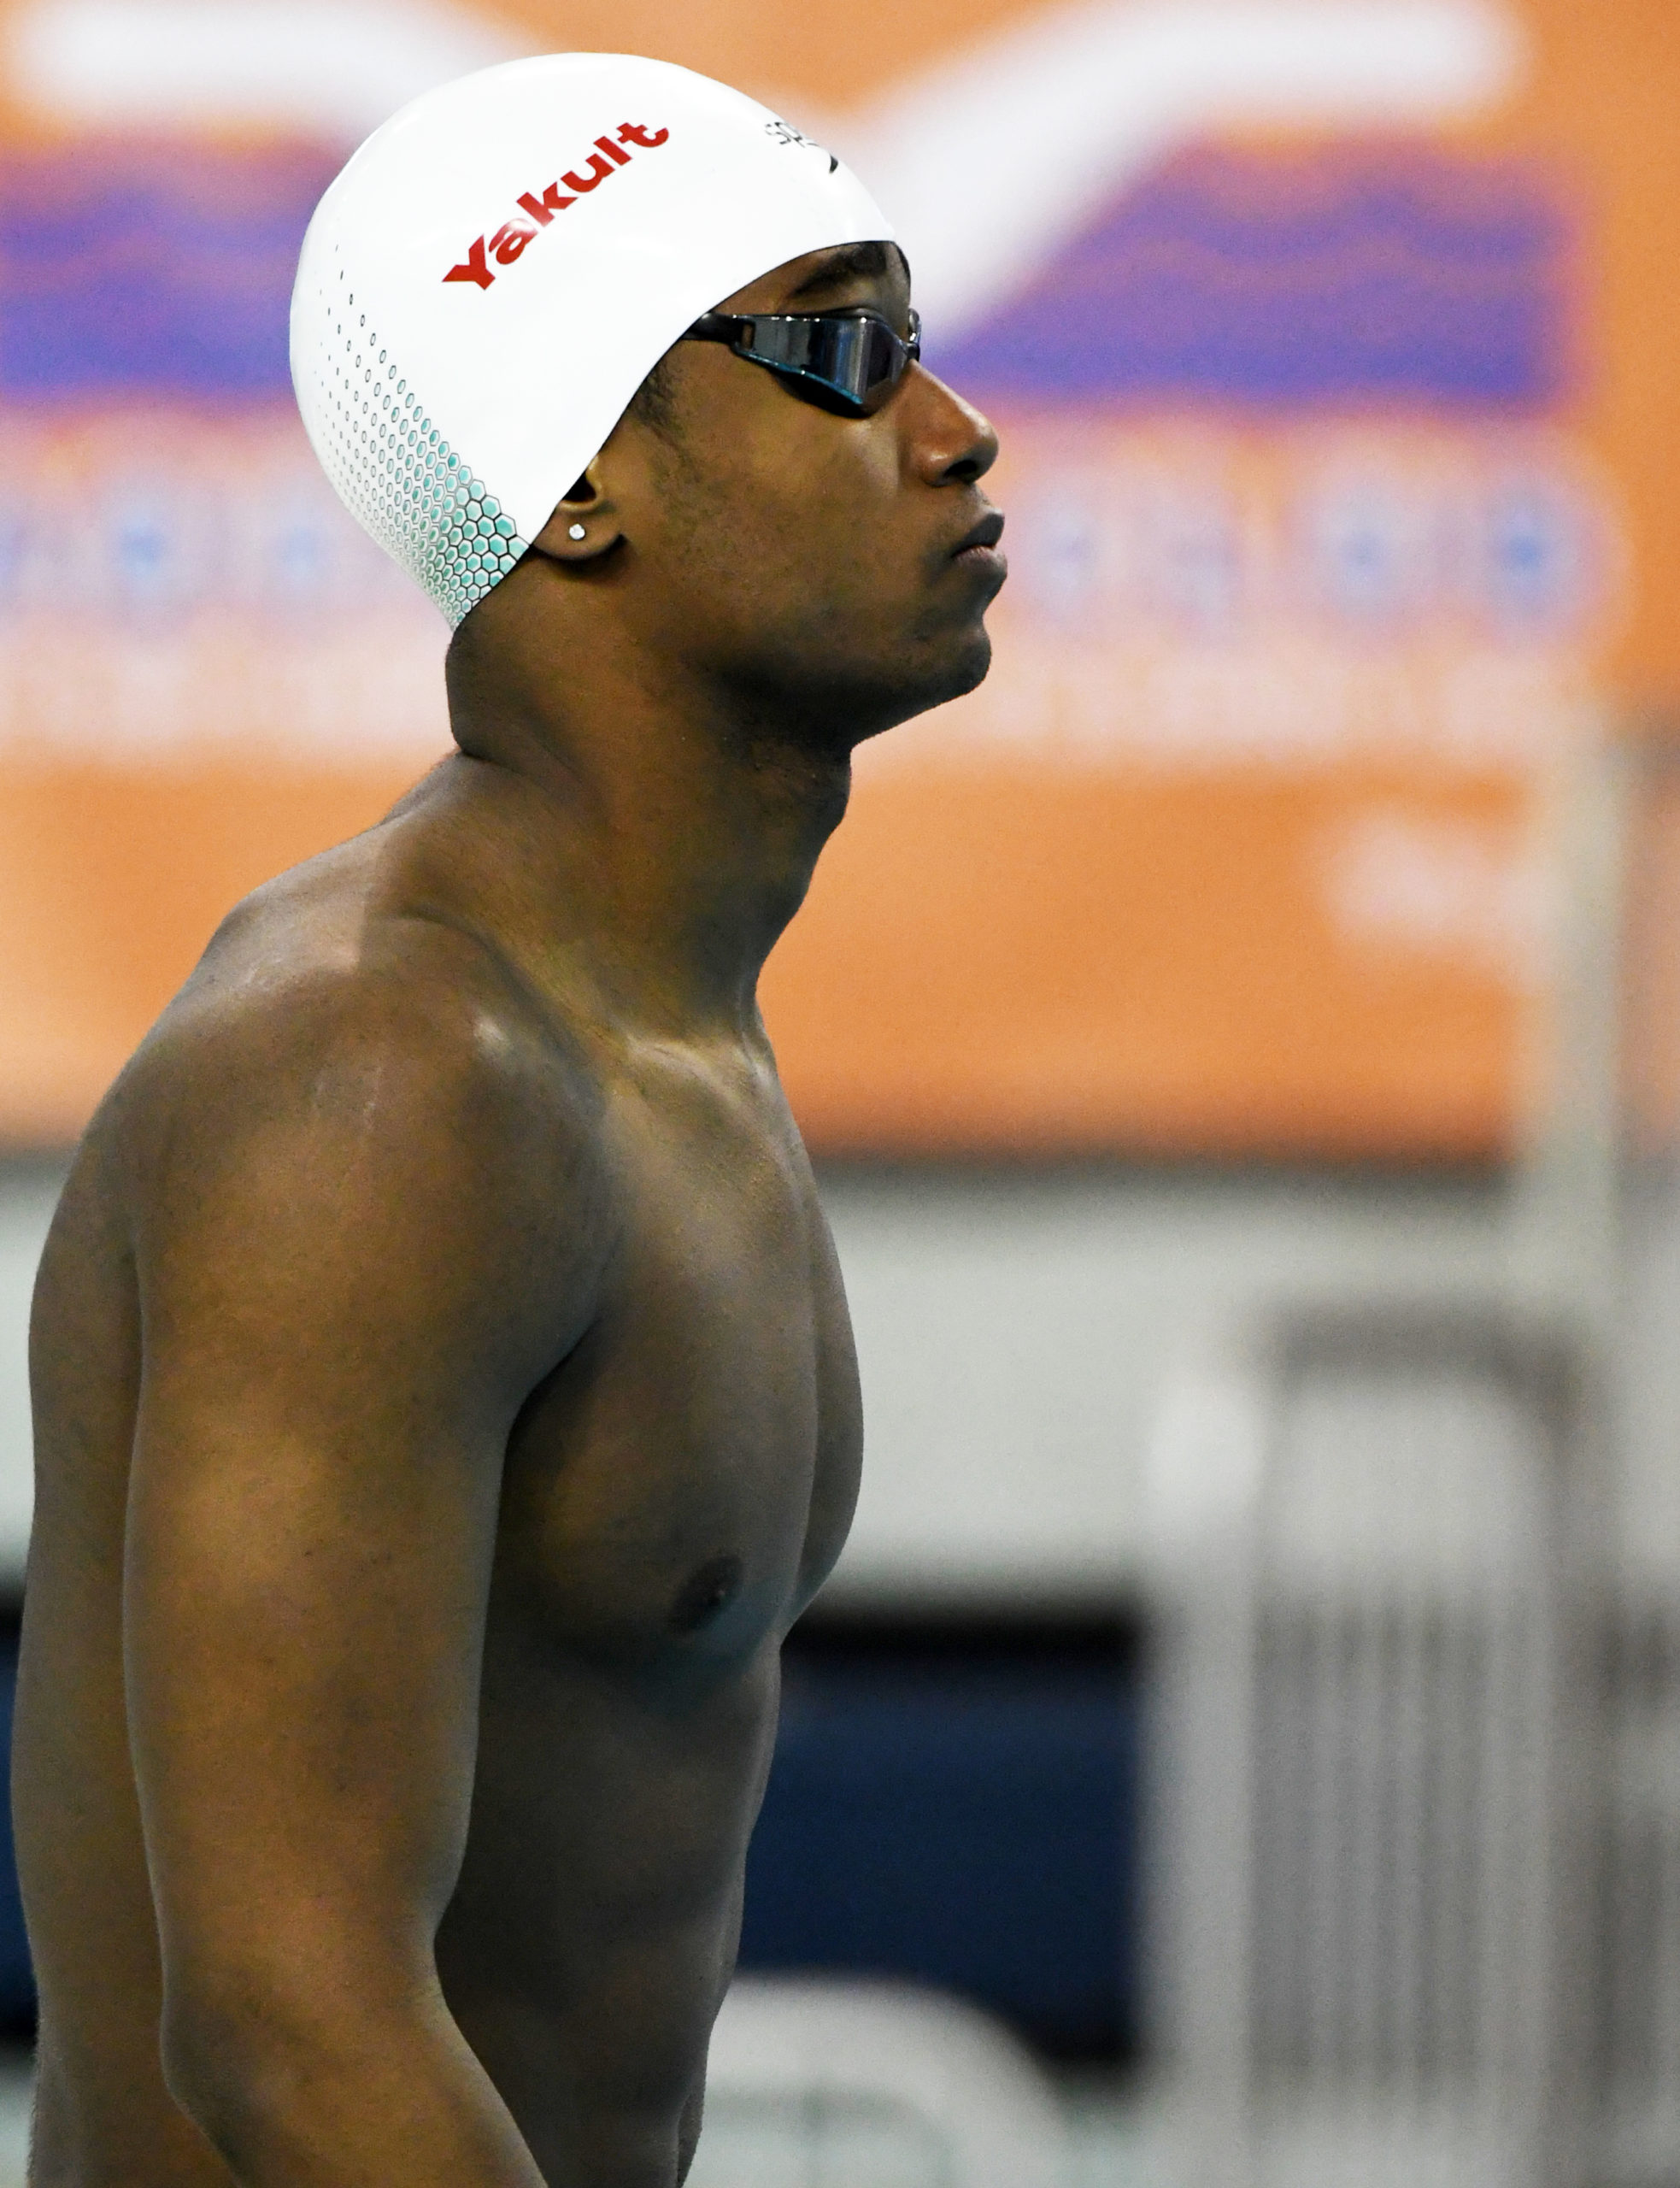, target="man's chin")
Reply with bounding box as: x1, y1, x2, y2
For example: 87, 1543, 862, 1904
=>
848, 635, 993, 745
906, 626, 994, 718
946, 626, 994, 702
790, 622, 996, 749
